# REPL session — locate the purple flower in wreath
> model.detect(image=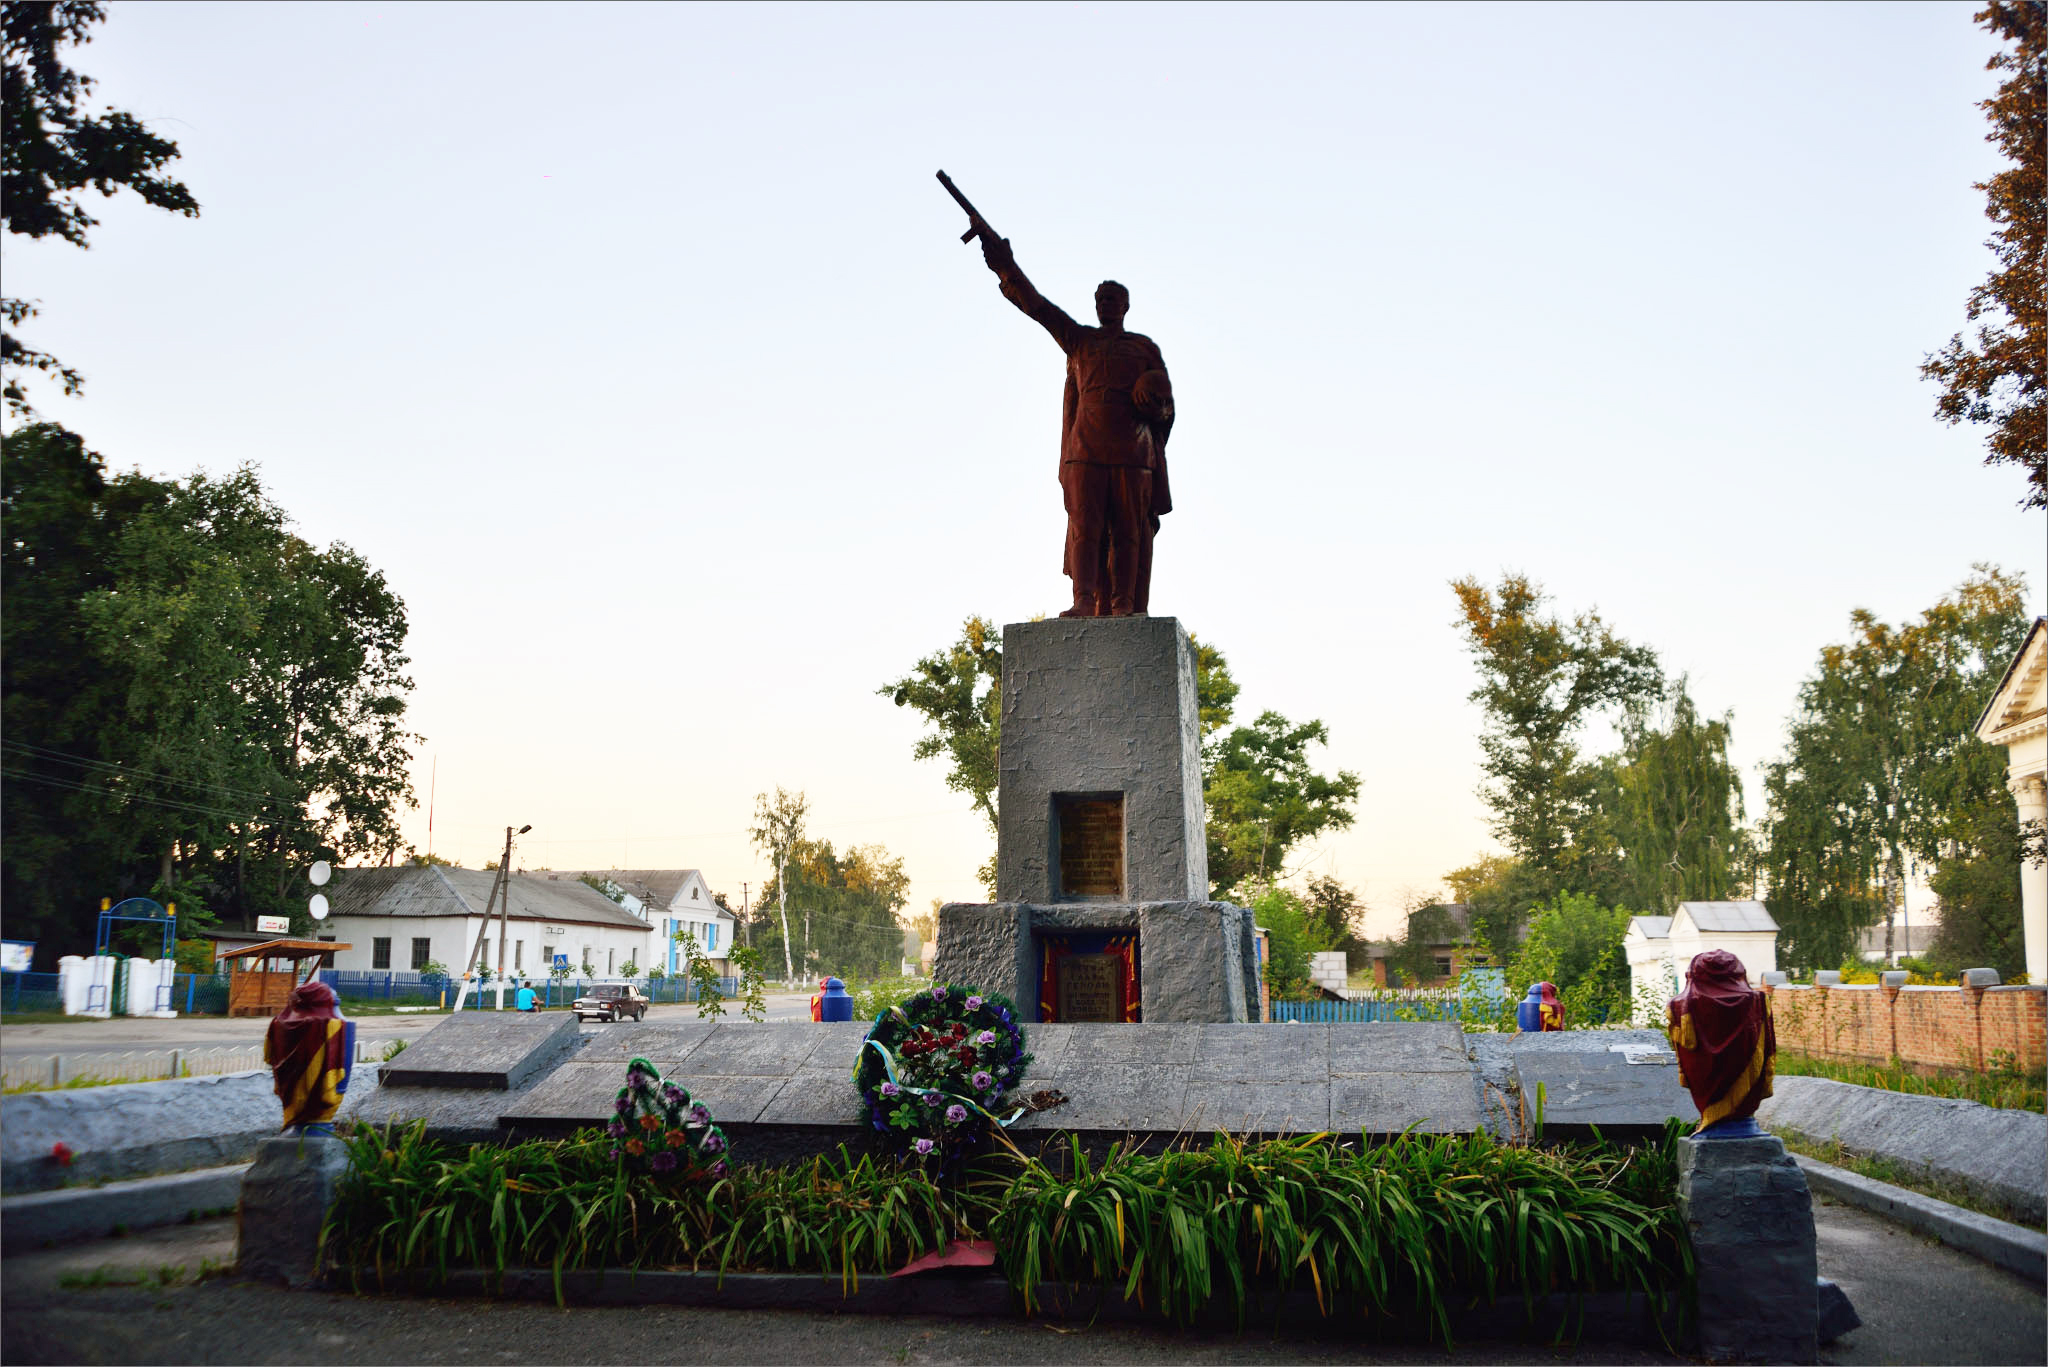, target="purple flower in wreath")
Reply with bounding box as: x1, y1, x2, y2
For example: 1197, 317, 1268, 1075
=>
977, 1030, 996, 1046
709, 1160, 728, 1178
605, 1119, 628, 1139
972, 1070, 992, 1091
945, 1104, 967, 1124
613, 1095, 634, 1116
661, 1082, 685, 1102
628, 1069, 651, 1092
914, 1138, 935, 1155
702, 1131, 726, 1154
690, 1103, 711, 1123
930, 986, 948, 1001
649, 1149, 678, 1173
608, 1146, 623, 1160
880, 1081, 900, 1097
965, 995, 983, 1010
